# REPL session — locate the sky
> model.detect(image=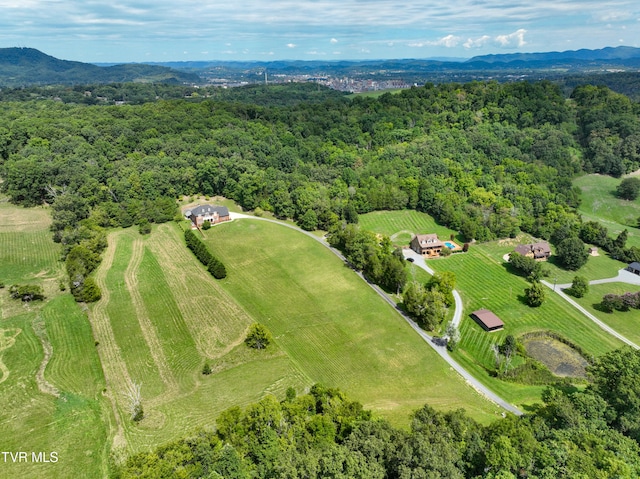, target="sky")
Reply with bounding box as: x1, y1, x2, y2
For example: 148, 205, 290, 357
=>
1, 0, 639, 63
